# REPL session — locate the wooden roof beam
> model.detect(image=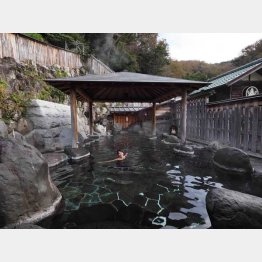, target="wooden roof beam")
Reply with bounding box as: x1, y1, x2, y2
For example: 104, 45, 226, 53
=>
75, 87, 93, 102
152, 88, 184, 103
